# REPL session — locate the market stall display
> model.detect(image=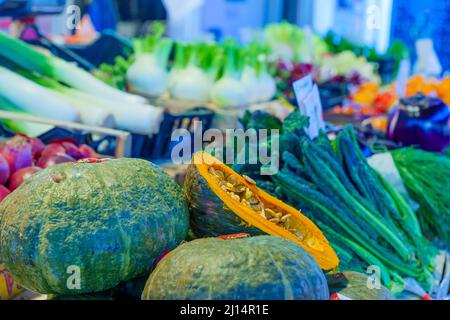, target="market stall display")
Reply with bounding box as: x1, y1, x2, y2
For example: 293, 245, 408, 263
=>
0, 11, 448, 303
